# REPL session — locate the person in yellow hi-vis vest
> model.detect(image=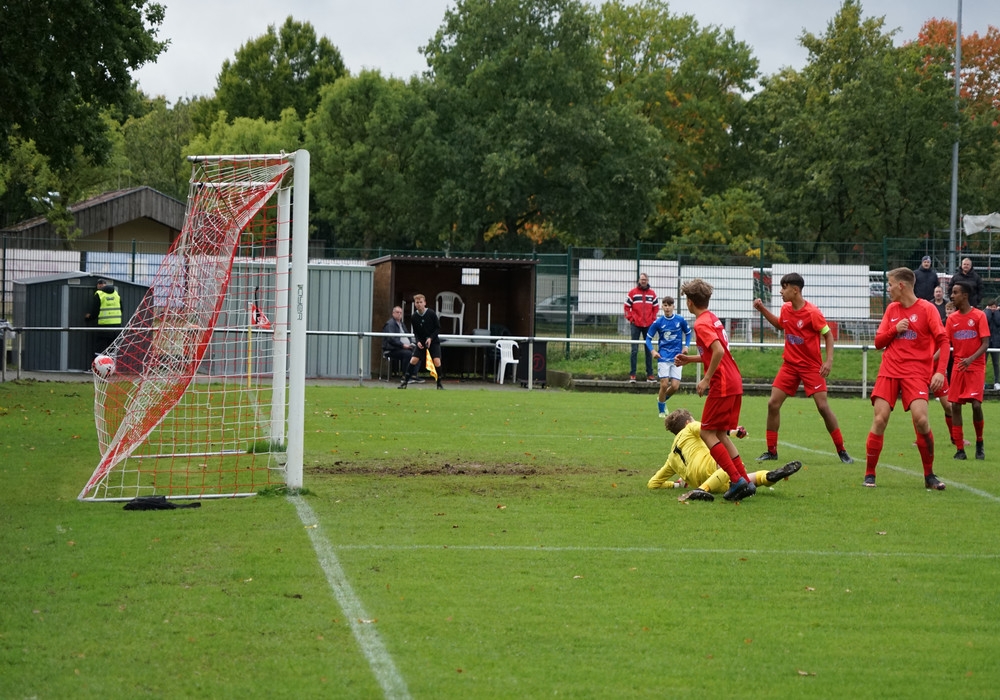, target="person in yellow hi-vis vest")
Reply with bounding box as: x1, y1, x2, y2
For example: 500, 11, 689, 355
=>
85, 278, 122, 357
648, 409, 802, 503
